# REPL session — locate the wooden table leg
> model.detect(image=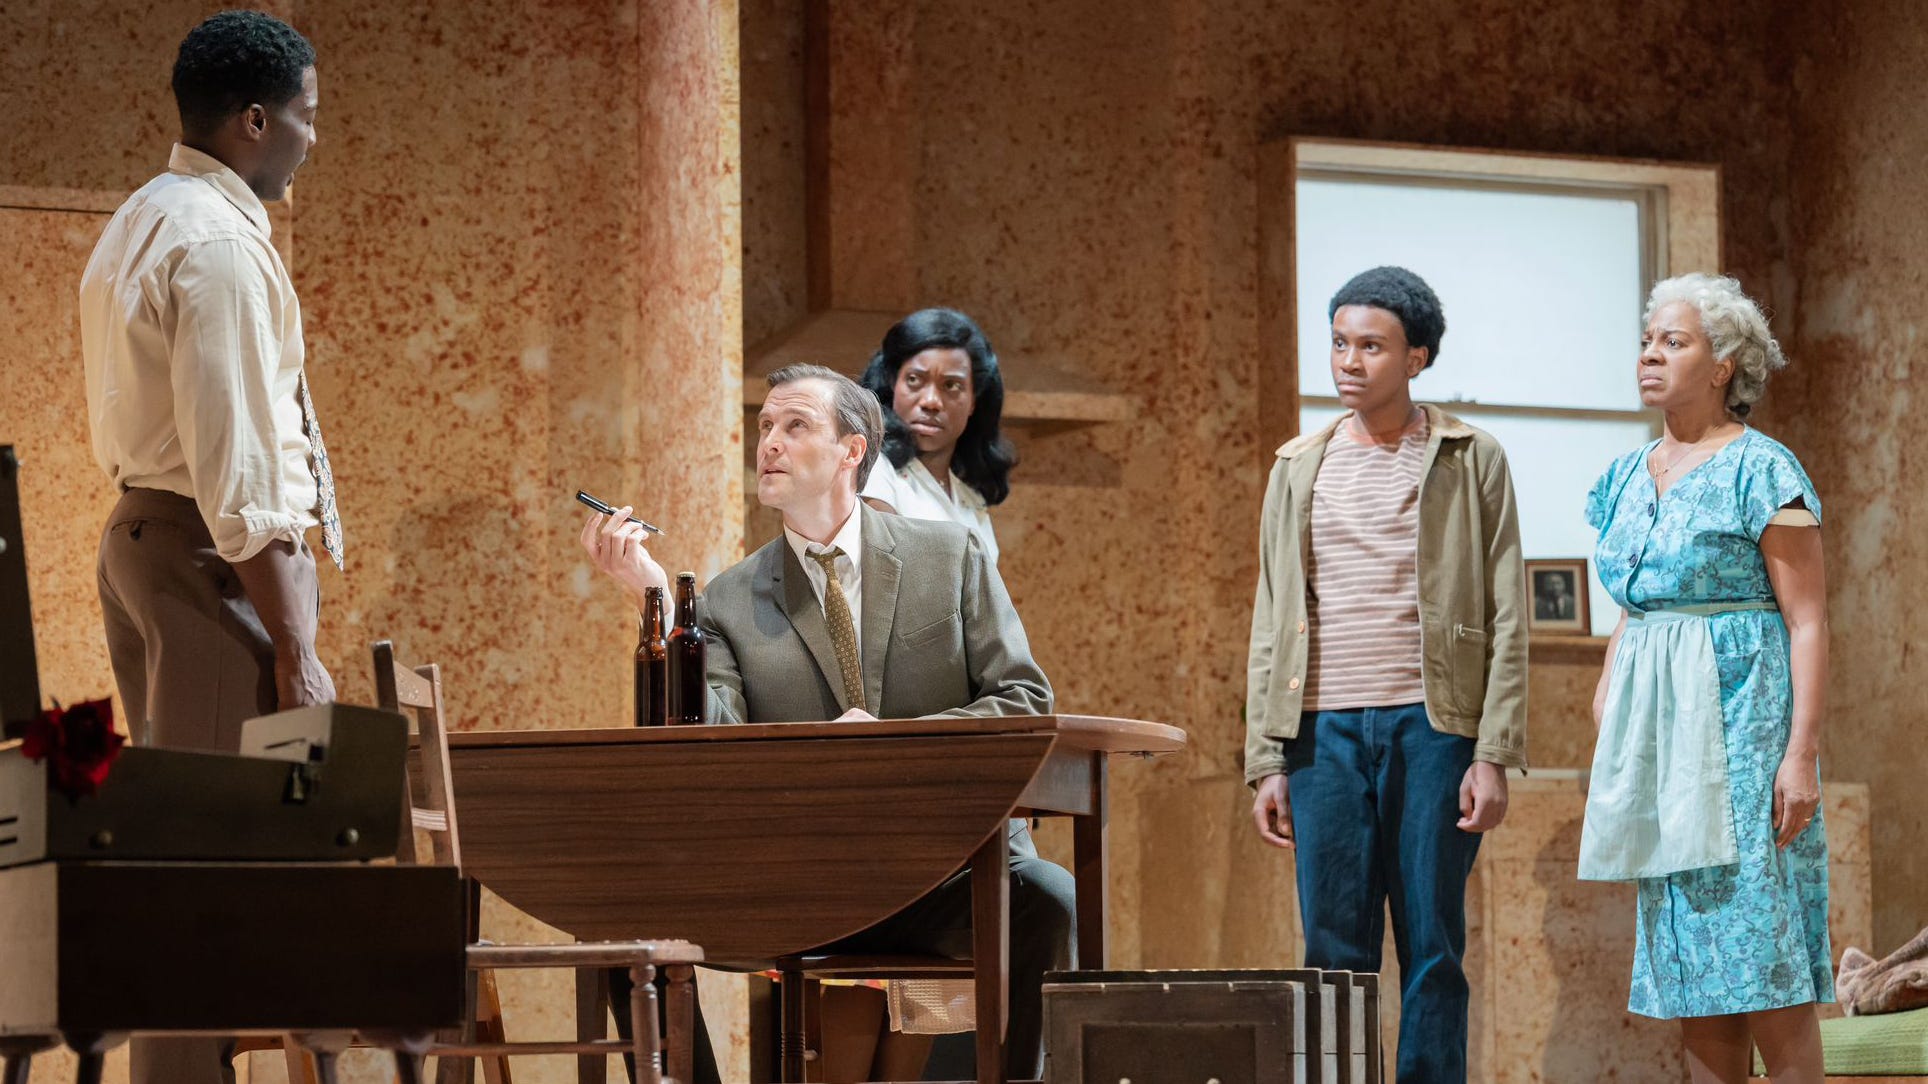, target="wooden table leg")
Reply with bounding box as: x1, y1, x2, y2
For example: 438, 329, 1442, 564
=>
970, 829, 1011, 1084
60, 1032, 121, 1084
291, 1030, 352, 1084
663, 964, 696, 1084
390, 1036, 435, 1084
435, 966, 481, 1084
627, 962, 663, 1084
778, 966, 806, 1083
0, 1035, 54, 1084
577, 967, 609, 1084
1071, 757, 1109, 970
357, 1031, 435, 1084
284, 1035, 320, 1084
